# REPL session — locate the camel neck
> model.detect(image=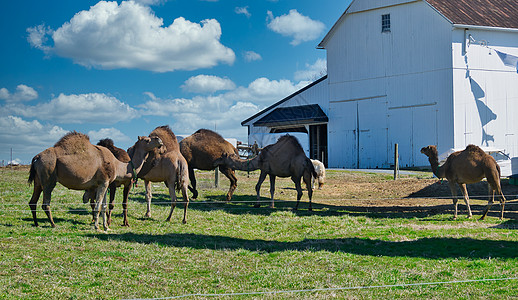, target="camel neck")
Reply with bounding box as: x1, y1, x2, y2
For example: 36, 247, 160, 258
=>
428, 157, 443, 178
